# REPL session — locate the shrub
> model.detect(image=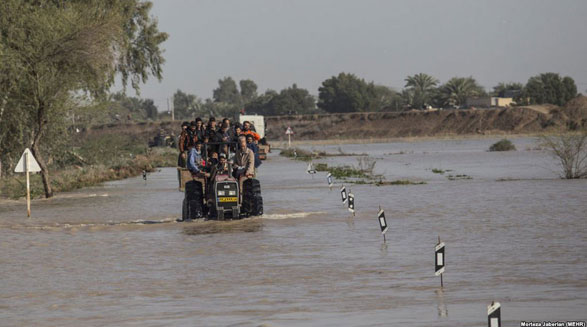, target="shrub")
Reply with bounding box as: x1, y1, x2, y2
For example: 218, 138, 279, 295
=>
489, 139, 516, 152
541, 132, 587, 179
